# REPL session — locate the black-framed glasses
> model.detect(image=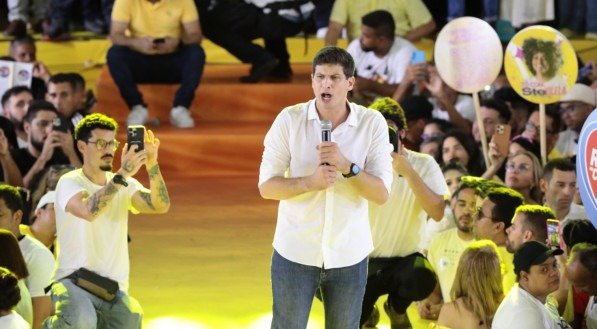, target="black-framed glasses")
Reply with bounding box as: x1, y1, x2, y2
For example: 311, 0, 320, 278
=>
87, 139, 120, 151
505, 163, 532, 172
